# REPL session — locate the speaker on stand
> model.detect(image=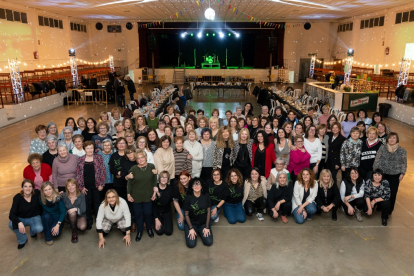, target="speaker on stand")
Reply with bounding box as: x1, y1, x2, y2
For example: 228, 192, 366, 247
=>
95, 22, 103, 30
304, 22, 311, 30
126, 22, 133, 30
